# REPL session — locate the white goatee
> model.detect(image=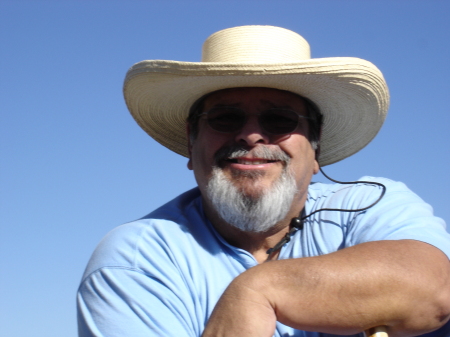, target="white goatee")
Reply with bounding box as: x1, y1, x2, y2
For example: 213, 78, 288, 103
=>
206, 163, 298, 233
